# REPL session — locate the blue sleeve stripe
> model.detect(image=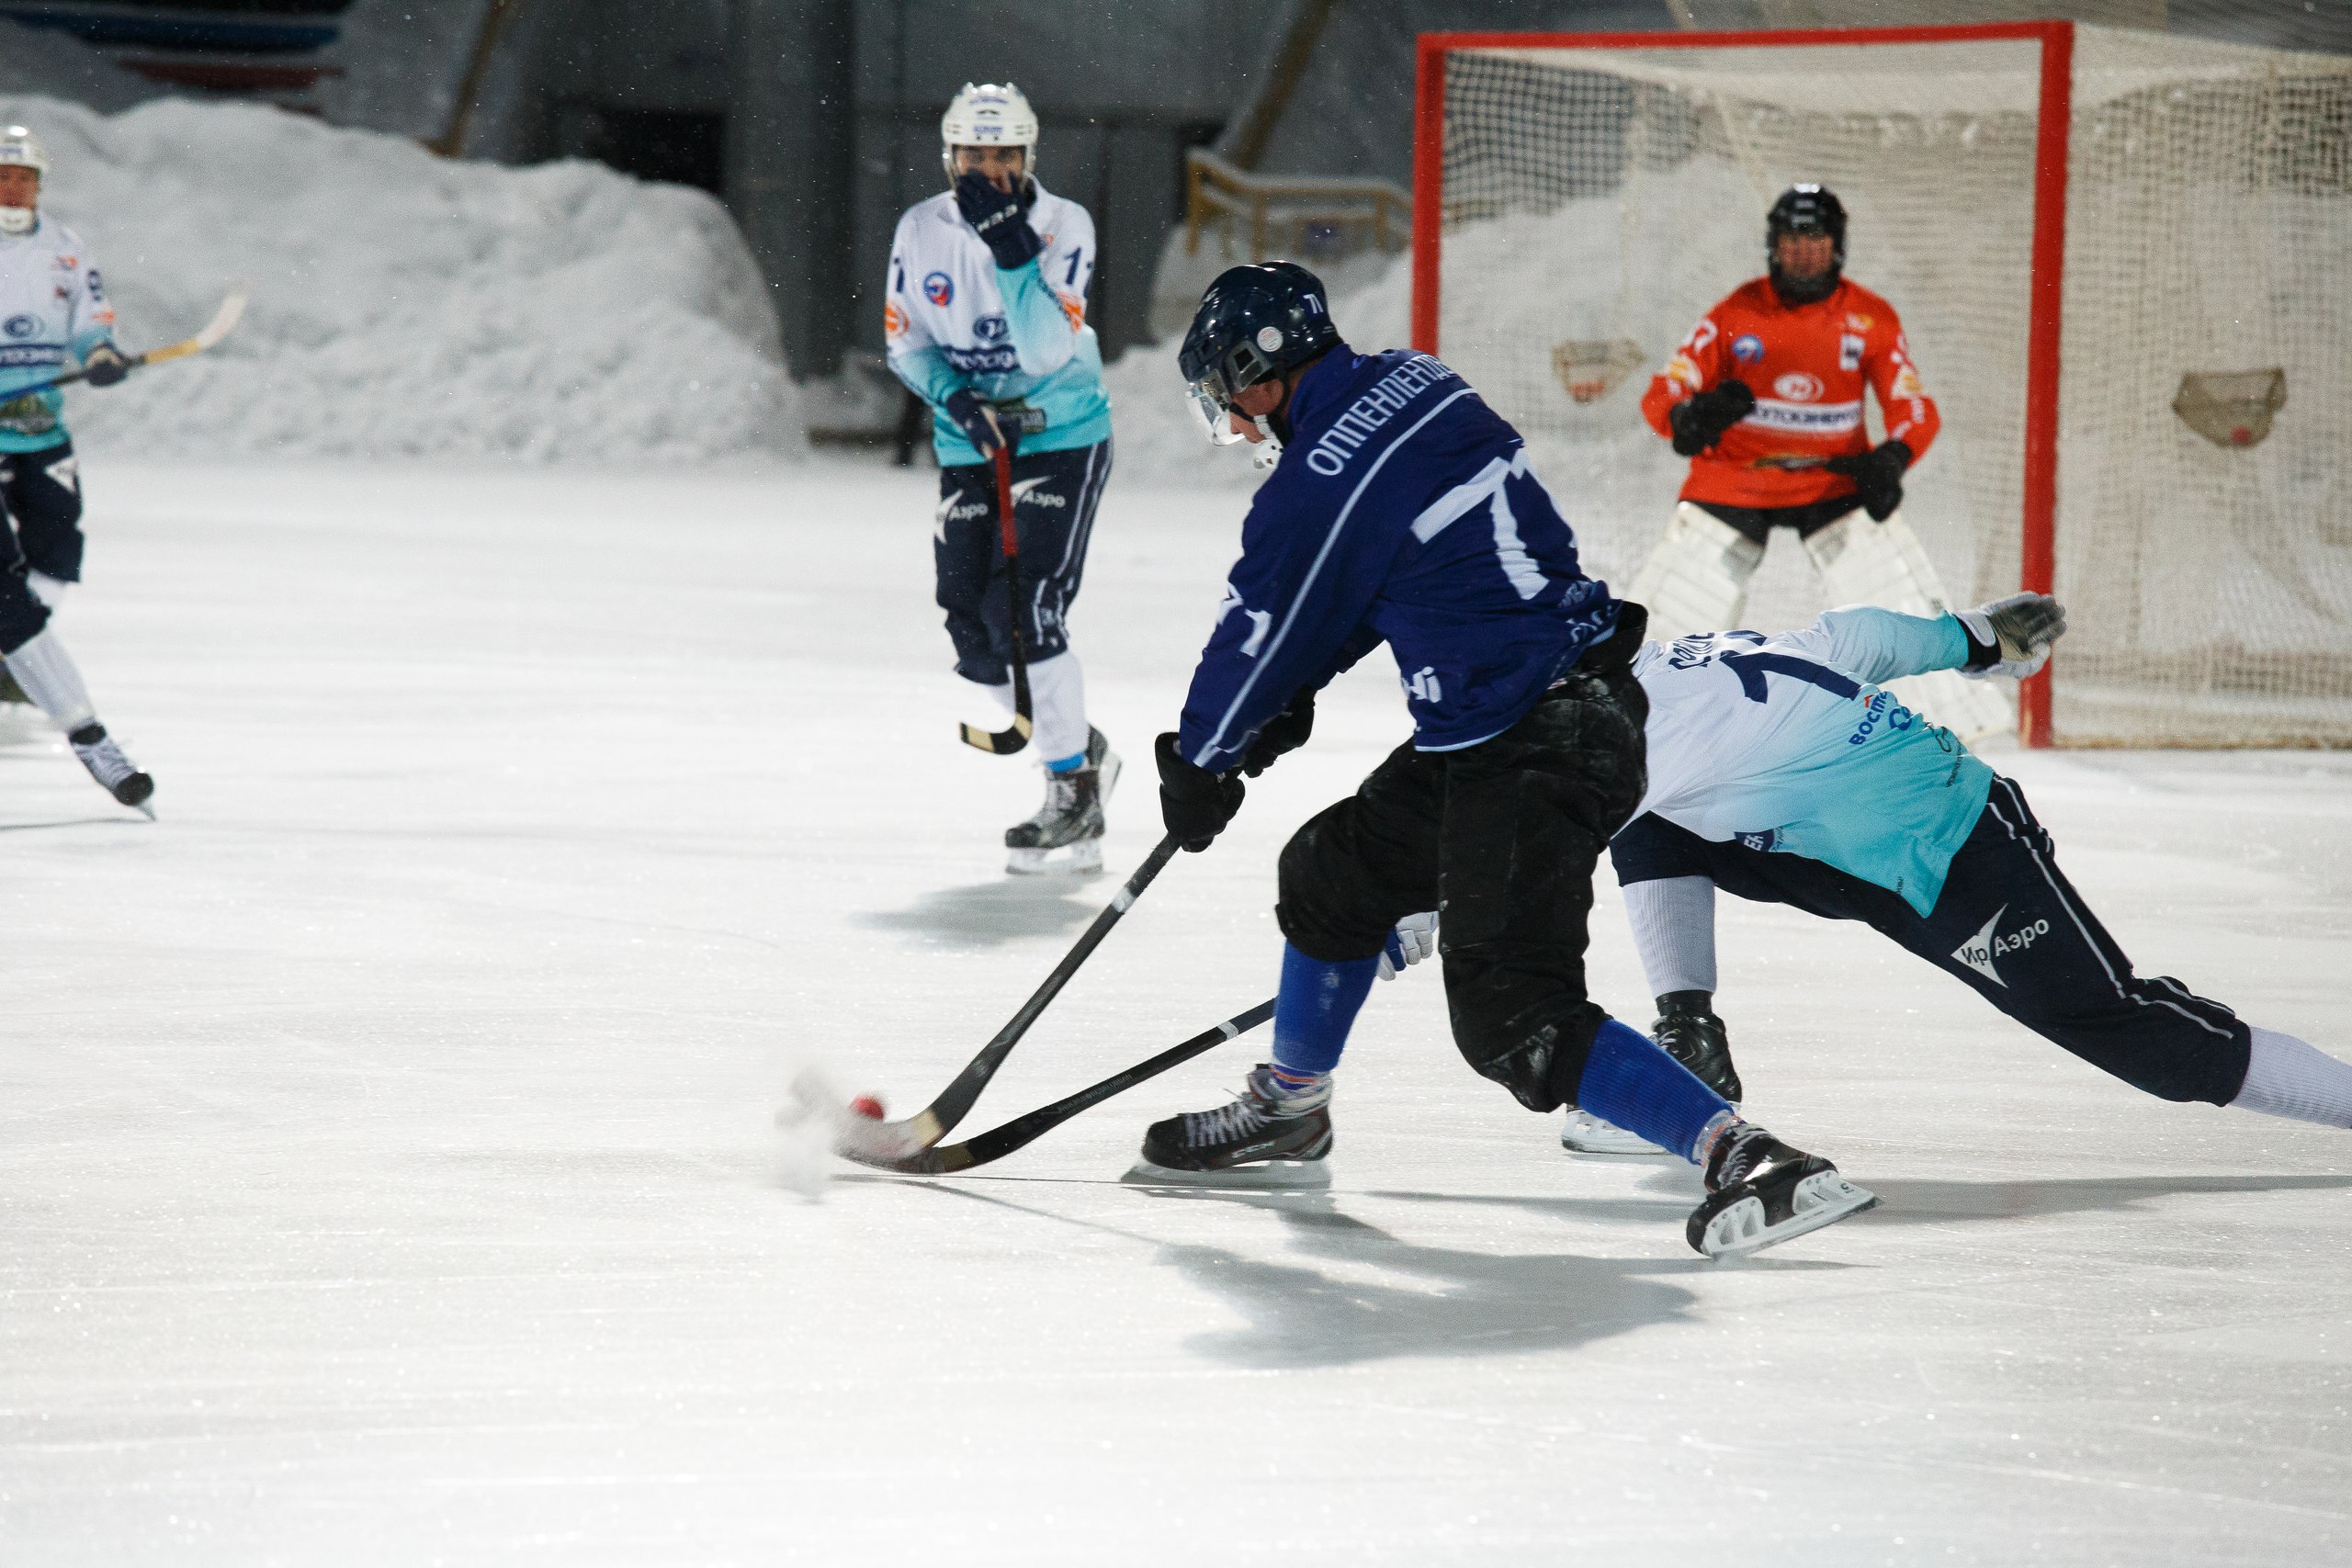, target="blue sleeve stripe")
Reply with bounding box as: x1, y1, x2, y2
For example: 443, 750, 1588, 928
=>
1191, 387, 1477, 769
